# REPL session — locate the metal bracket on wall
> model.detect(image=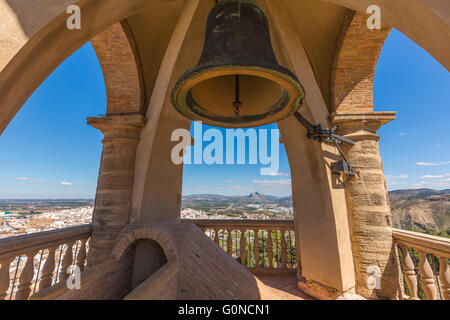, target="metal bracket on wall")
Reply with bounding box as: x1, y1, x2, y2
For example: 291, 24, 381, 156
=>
294, 112, 356, 176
